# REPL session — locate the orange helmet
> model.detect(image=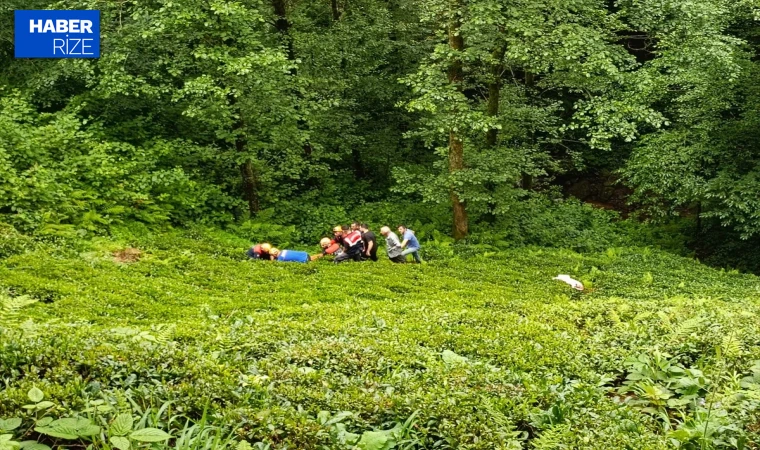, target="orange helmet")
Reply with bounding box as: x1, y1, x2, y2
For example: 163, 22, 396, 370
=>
332, 226, 342, 233
261, 243, 272, 253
